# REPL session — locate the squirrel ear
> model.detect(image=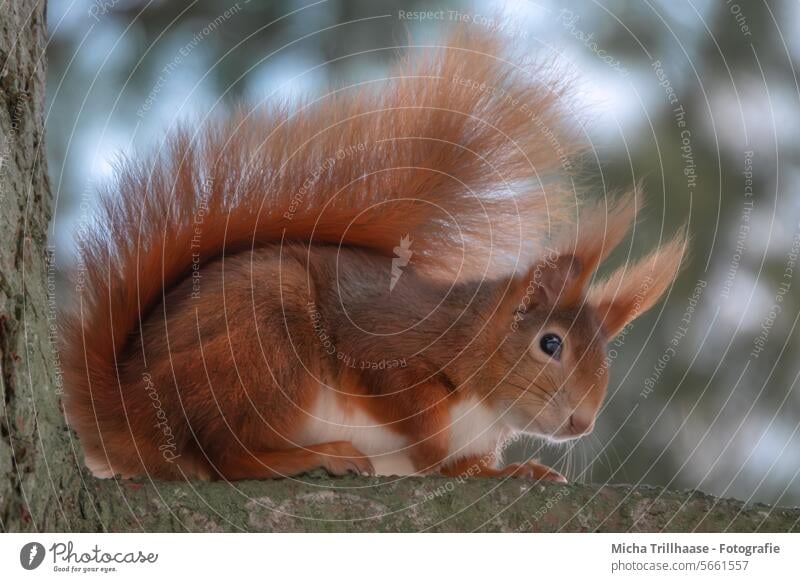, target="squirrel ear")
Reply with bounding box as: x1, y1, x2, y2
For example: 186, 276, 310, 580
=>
504, 189, 641, 315
528, 252, 585, 308
522, 189, 638, 309
588, 231, 687, 337
500, 252, 582, 319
